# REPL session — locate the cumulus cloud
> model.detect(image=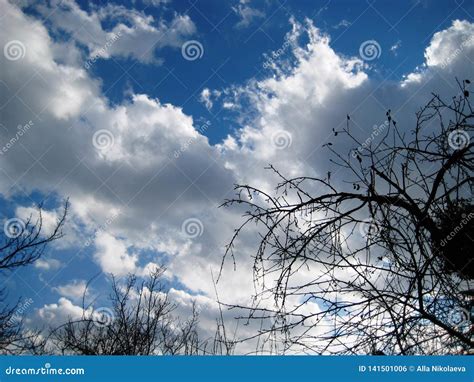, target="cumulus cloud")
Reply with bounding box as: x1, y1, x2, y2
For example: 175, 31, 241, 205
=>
0, 0, 234, 268
32, 0, 195, 64
424, 19, 474, 69
36, 297, 86, 327
93, 232, 153, 277
215, 20, 369, 192
53, 279, 89, 301
215, 18, 473, 193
